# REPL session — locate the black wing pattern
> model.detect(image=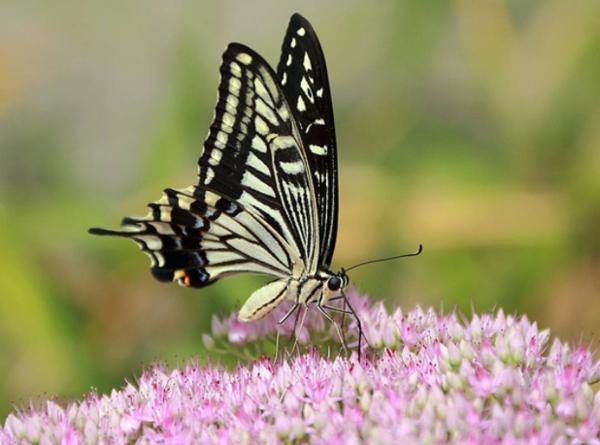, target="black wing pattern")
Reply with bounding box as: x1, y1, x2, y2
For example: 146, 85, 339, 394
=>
276, 13, 338, 268
90, 42, 322, 286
